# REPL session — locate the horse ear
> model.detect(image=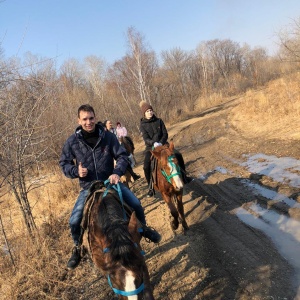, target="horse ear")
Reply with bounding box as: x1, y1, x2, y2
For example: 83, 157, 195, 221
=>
169, 141, 174, 151
128, 212, 140, 241
151, 150, 160, 160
